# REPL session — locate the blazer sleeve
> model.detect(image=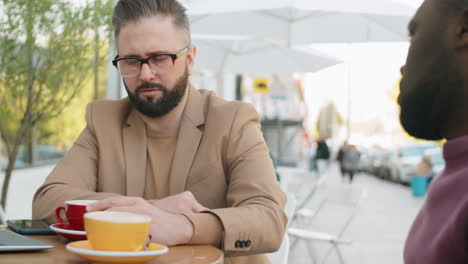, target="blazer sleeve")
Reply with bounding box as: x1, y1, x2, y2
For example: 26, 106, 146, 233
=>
207, 103, 288, 256
32, 103, 121, 223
